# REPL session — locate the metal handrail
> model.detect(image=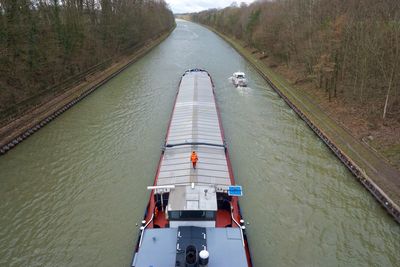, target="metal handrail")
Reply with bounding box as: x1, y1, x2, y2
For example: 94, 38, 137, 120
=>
138, 213, 155, 248
231, 205, 245, 247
